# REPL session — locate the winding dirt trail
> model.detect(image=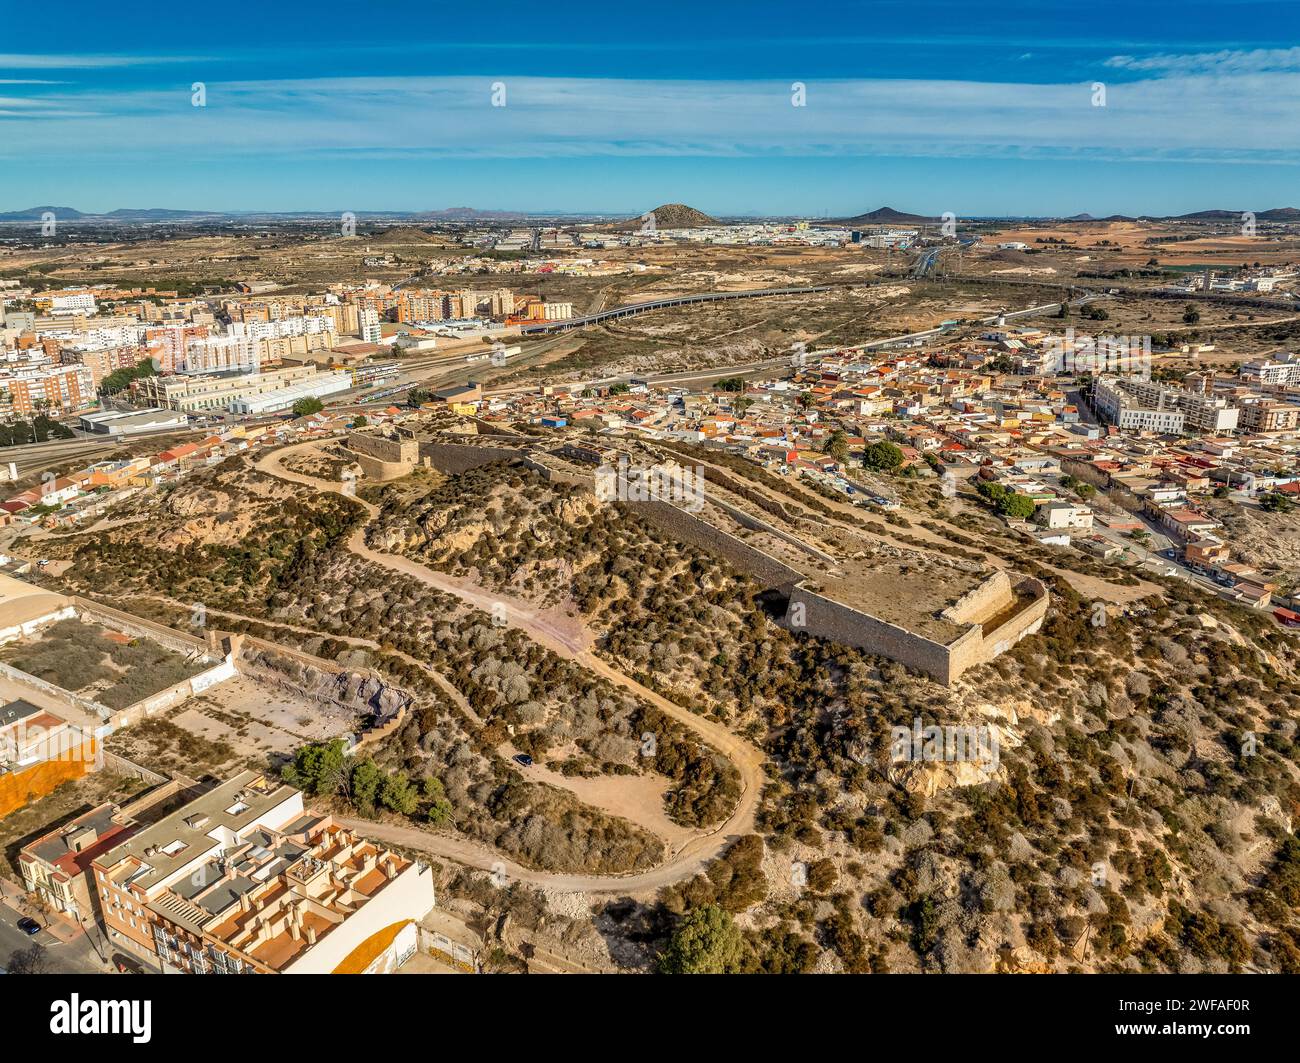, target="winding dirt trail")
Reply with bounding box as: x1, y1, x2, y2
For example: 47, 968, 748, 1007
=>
256, 441, 767, 896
